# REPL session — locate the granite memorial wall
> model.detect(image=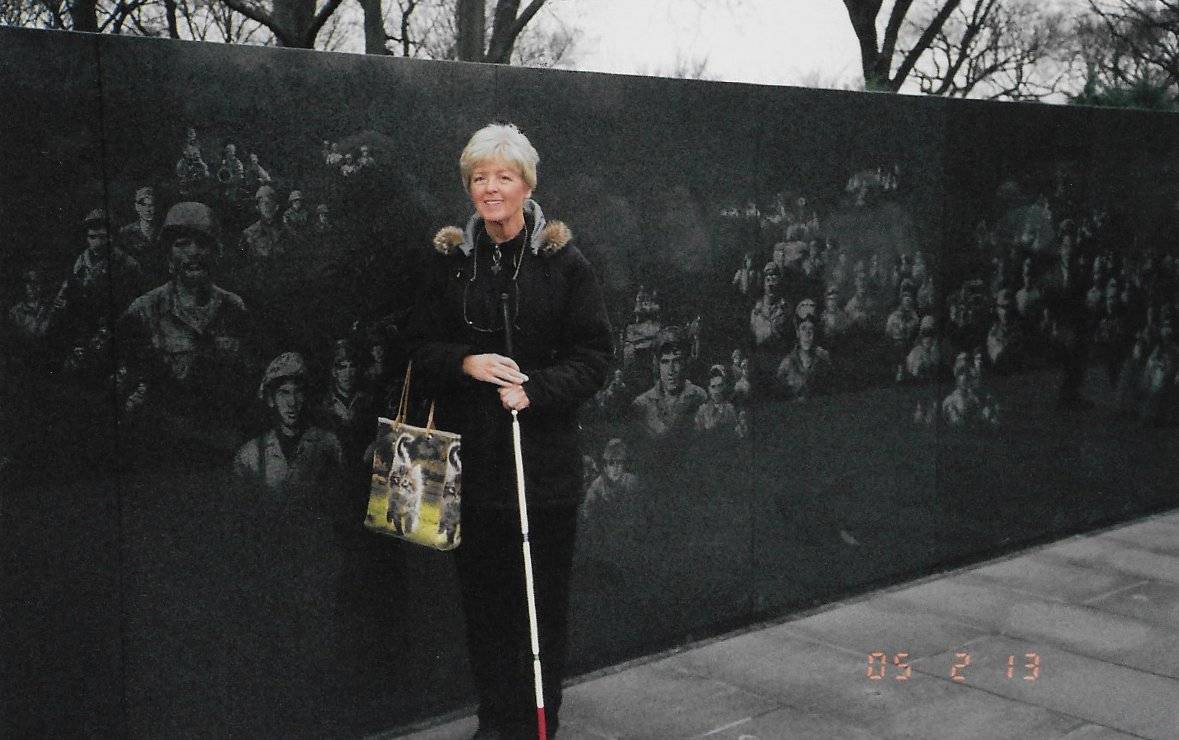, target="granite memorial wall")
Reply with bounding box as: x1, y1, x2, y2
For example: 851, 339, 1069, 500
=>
2, 26, 1178, 737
